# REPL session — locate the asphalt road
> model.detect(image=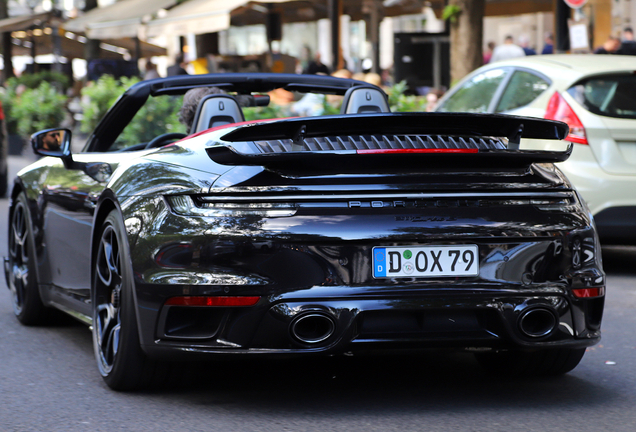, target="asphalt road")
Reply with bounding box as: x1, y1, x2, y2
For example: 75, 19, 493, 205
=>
1, 154, 636, 431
